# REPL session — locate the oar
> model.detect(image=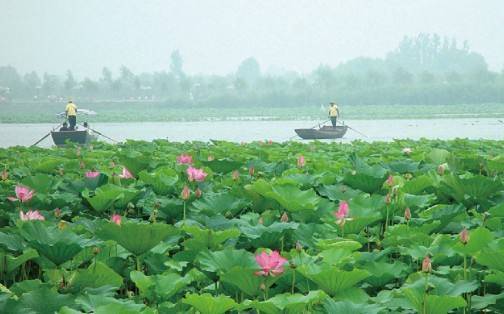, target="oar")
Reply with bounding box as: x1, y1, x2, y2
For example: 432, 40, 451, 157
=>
340, 121, 368, 138
86, 126, 118, 143
288, 119, 330, 140
31, 122, 64, 147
